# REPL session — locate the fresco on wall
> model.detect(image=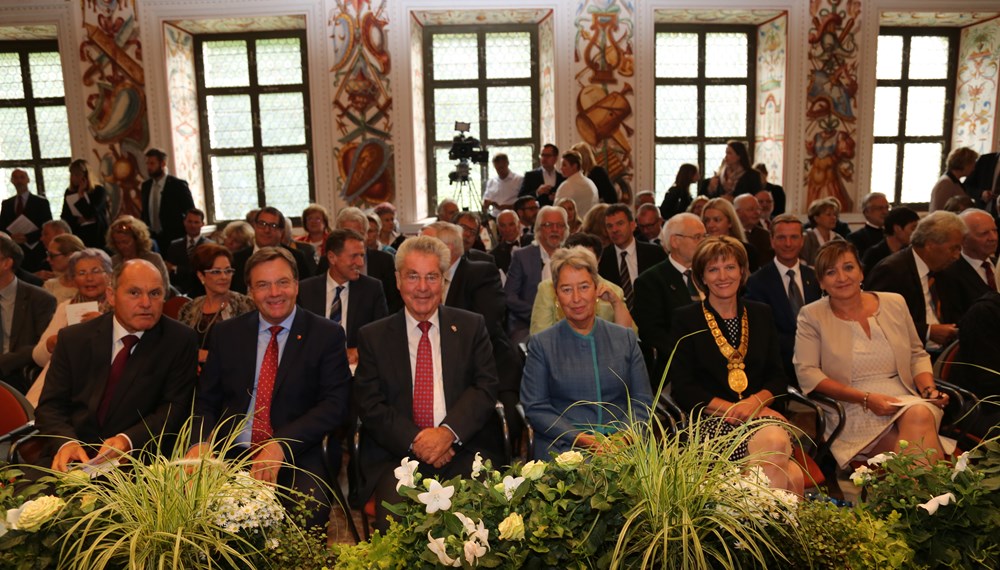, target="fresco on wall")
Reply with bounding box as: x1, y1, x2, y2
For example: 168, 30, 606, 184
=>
412, 9, 550, 26
755, 14, 786, 188
164, 24, 203, 207
0, 25, 57, 40
170, 16, 305, 34
574, 0, 634, 203
804, 0, 860, 212
880, 12, 997, 27
80, 0, 148, 219
538, 13, 556, 148
653, 9, 782, 25
329, 0, 394, 207
954, 18, 1000, 154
